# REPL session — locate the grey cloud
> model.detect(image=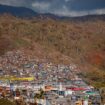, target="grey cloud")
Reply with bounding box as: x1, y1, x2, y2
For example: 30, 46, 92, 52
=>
0, 0, 105, 17
32, 2, 50, 12
0, 0, 25, 6
52, 8, 105, 17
